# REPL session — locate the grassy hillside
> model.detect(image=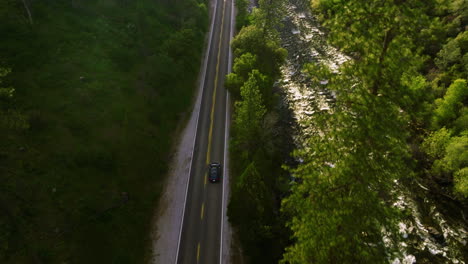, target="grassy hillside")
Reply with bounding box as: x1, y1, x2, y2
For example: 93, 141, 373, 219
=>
0, 0, 207, 262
